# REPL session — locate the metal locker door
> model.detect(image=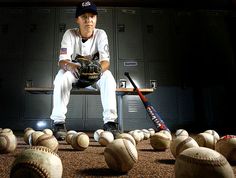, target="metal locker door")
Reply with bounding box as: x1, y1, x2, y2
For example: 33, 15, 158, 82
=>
142, 9, 176, 63
0, 60, 23, 125
23, 60, 53, 129
66, 95, 84, 131
85, 95, 103, 131
118, 60, 147, 131
24, 8, 55, 61
117, 7, 143, 60
0, 8, 25, 59
147, 61, 180, 130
